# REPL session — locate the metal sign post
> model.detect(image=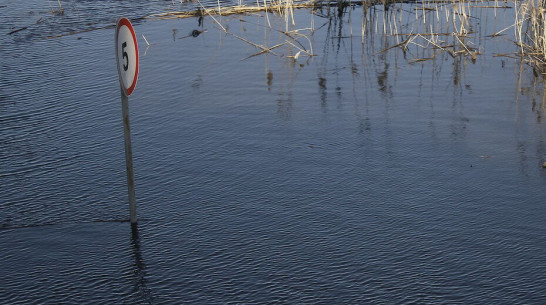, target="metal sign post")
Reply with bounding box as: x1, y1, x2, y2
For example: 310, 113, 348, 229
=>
115, 17, 139, 224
